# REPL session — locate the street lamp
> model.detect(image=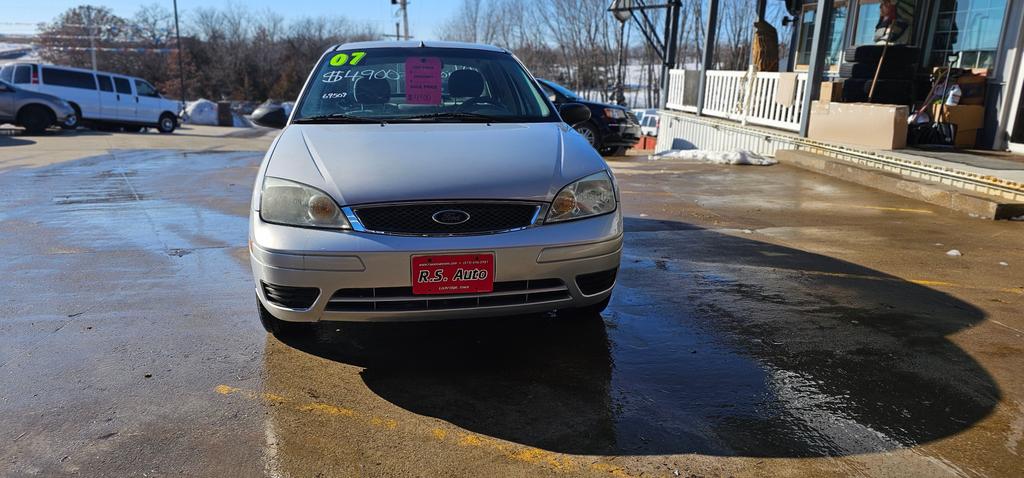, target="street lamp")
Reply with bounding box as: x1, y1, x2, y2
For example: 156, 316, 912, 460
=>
609, 0, 633, 23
